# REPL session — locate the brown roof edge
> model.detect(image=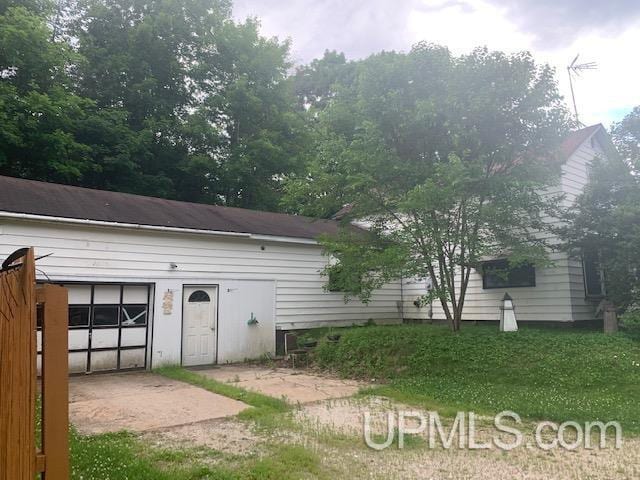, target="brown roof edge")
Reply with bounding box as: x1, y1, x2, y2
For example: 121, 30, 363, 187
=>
560, 124, 604, 160
0, 175, 353, 241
